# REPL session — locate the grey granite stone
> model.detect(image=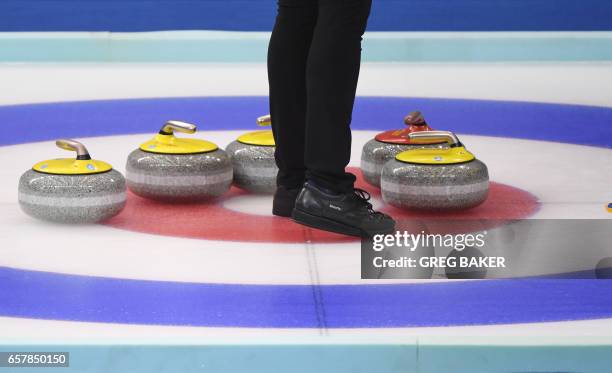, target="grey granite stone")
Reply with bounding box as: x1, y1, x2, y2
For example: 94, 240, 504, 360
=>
18, 169, 127, 223
226, 140, 277, 194
381, 159, 489, 210
360, 139, 448, 187
126, 148, 232, 201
